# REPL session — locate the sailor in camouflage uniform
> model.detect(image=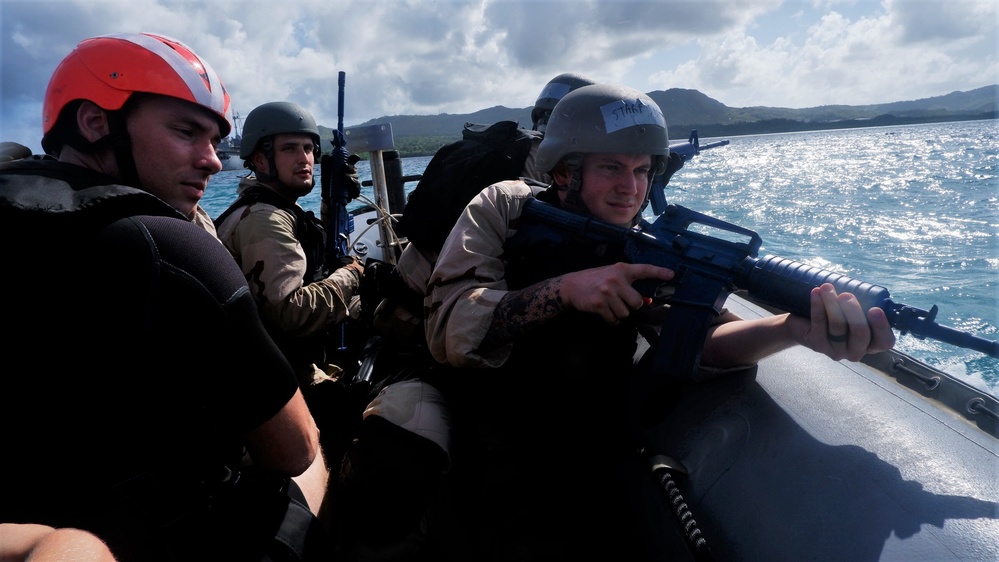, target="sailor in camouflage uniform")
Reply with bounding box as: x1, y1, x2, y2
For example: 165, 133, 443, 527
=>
421, 84, 896, 560
215, 102, 365, 468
